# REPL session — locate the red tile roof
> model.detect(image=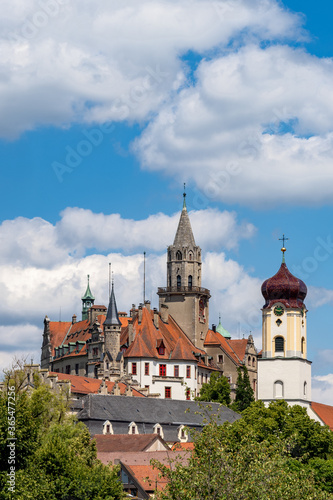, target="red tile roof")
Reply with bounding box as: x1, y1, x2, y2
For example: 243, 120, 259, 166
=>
227, 339, 248, 363
204, 329, 241, 365
171, 442, 194, 451
94, 434, 169, 453
49, 322, 71, 356
49, 372, 145, 397
311, 402, 333, 430
125, 308, 204, 361
125, 464, 168, 492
